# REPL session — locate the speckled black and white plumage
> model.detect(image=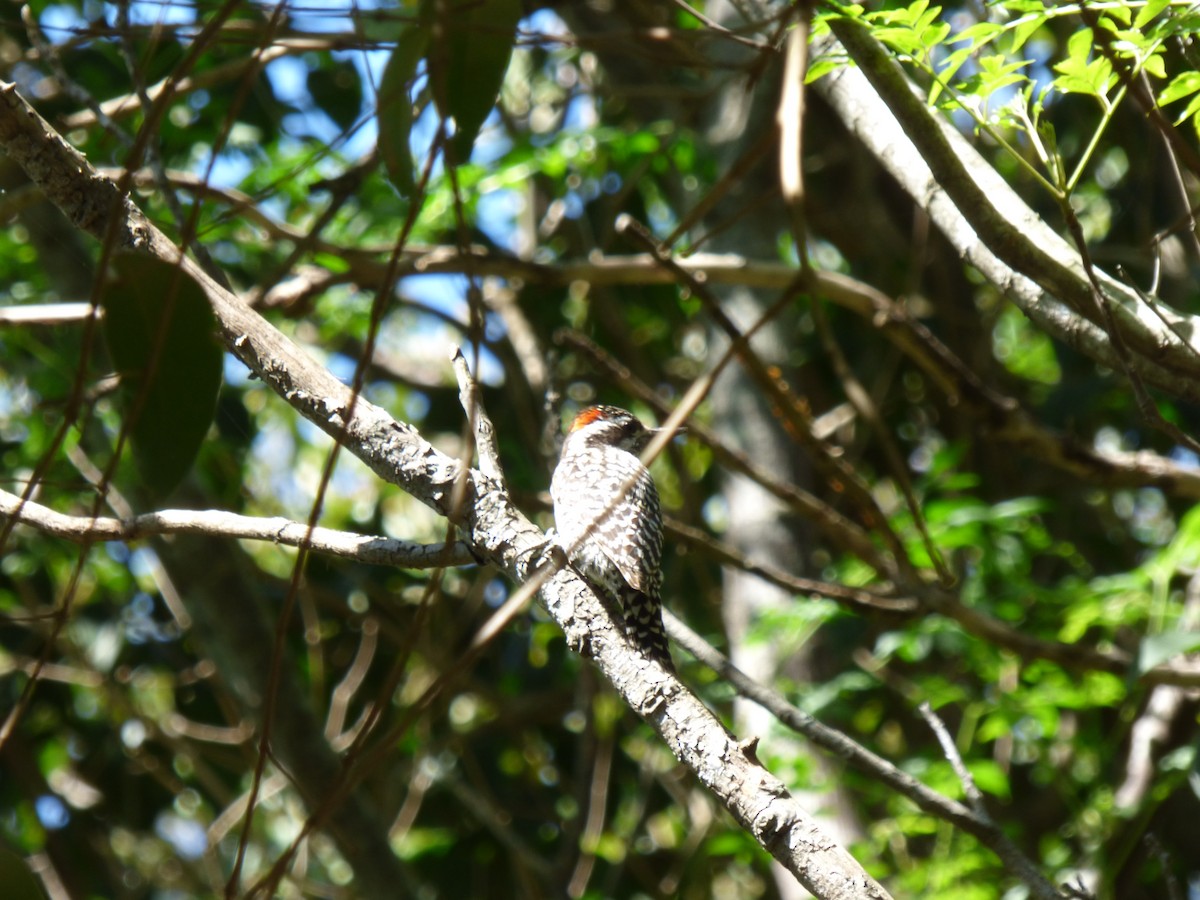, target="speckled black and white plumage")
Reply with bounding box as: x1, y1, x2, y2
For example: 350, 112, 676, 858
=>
551, 405, 673, 670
